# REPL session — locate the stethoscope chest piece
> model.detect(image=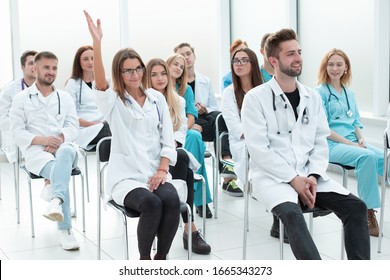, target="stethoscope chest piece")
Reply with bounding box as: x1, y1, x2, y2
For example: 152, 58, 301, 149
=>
346, 110, 353, 118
